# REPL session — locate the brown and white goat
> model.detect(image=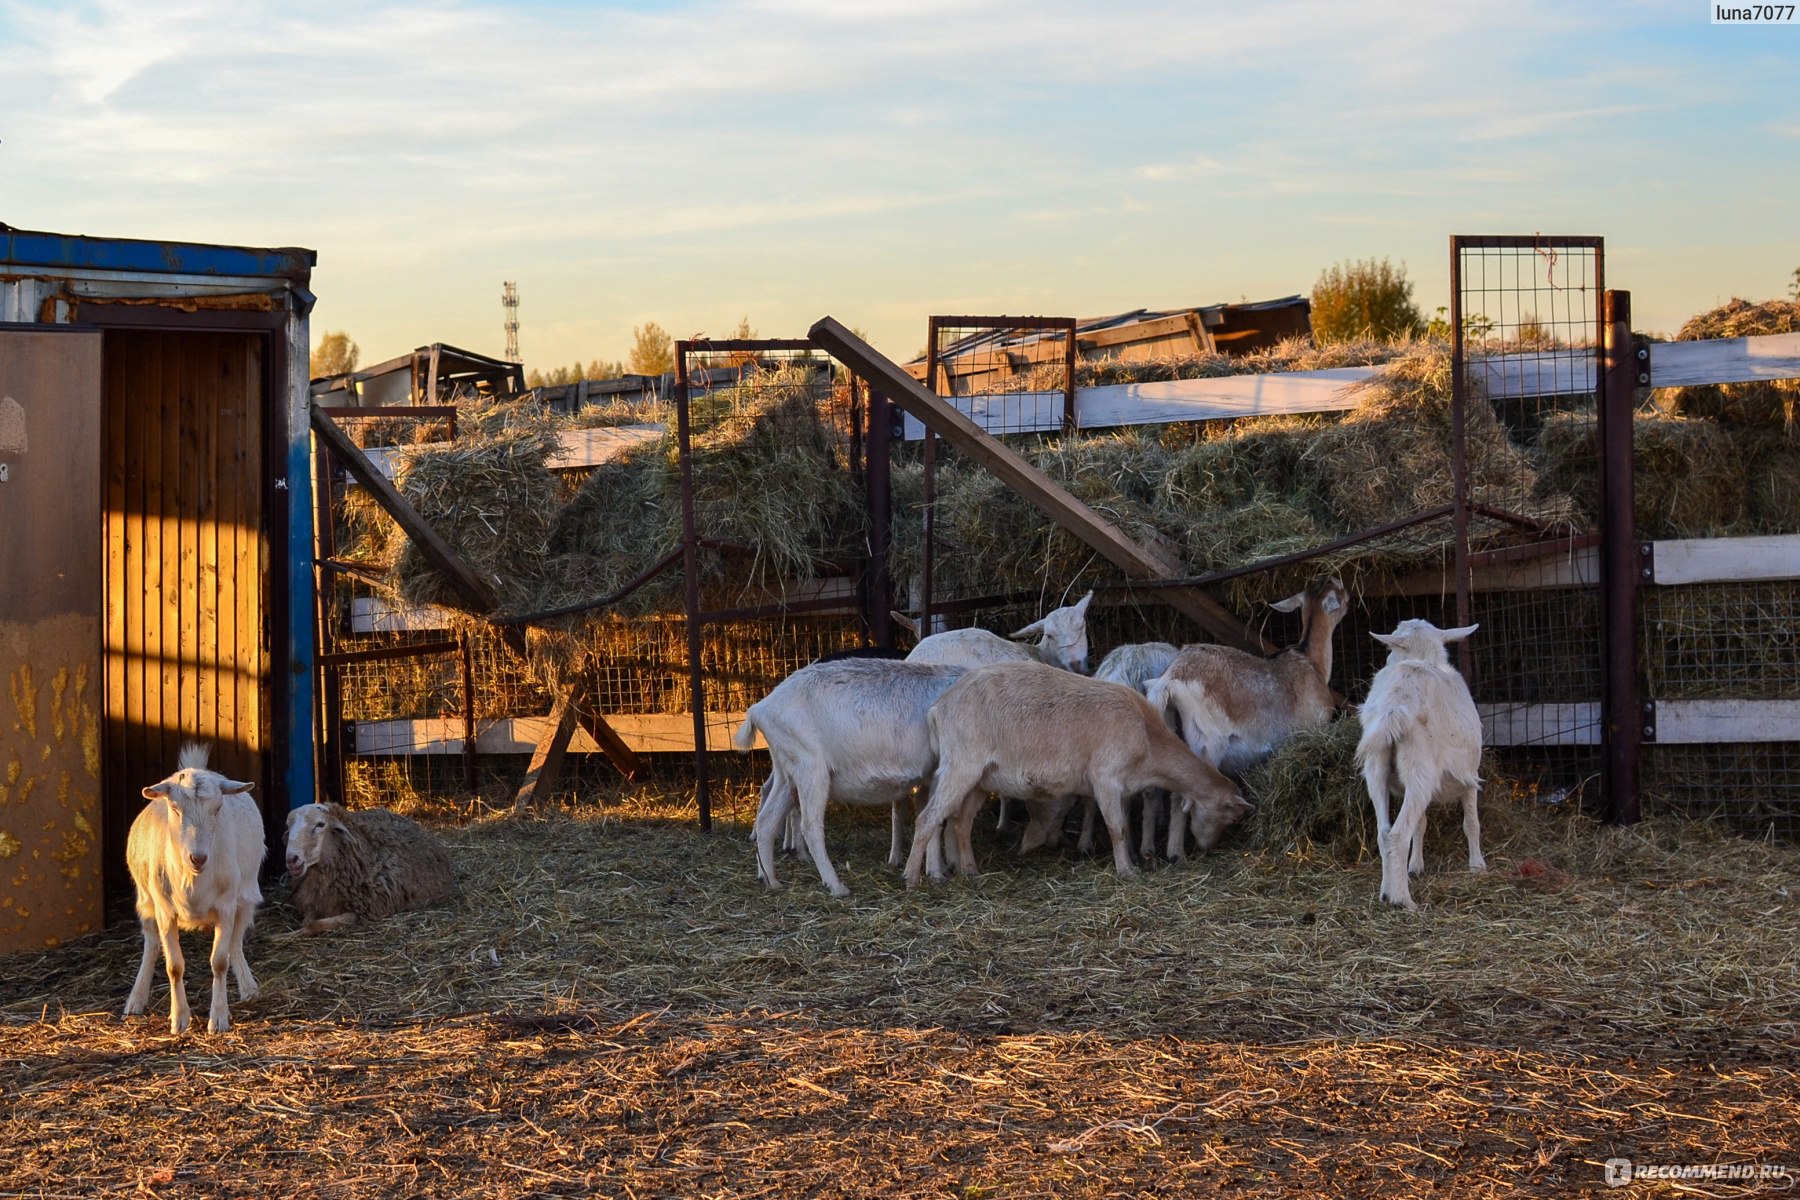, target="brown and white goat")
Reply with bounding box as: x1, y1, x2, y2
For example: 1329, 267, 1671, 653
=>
1149, 576, 1349, 777
904, 662, 1249, 885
